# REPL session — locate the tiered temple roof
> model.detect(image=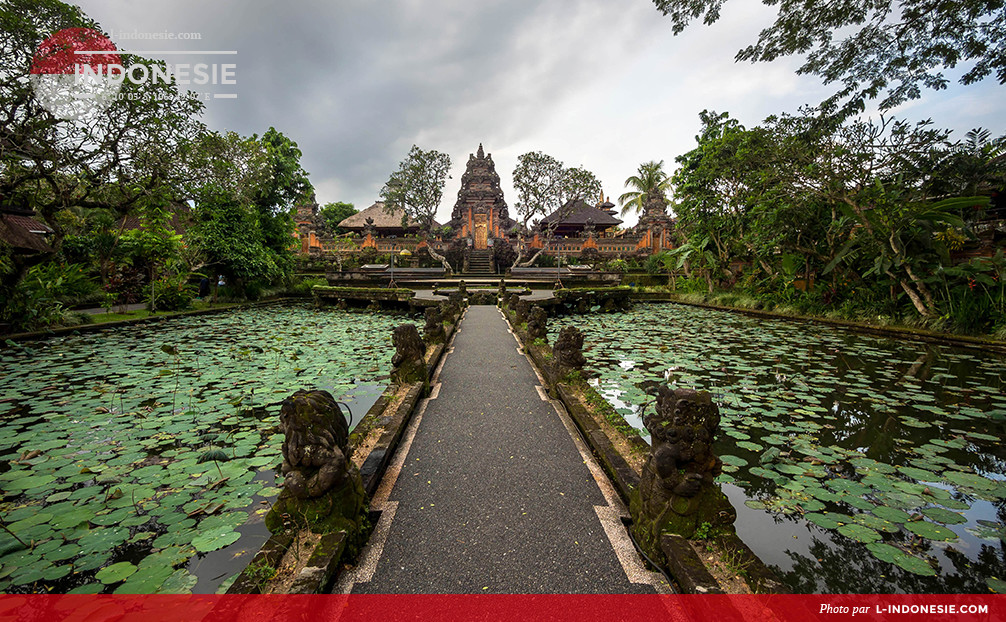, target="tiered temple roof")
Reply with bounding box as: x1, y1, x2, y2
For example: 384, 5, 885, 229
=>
538, 193, 623, 237
449, 144, 515, 241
